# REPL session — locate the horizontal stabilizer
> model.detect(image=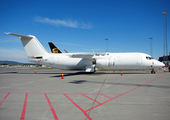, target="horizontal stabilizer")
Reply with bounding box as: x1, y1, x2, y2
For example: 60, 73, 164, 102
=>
5, 33, 33, 38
